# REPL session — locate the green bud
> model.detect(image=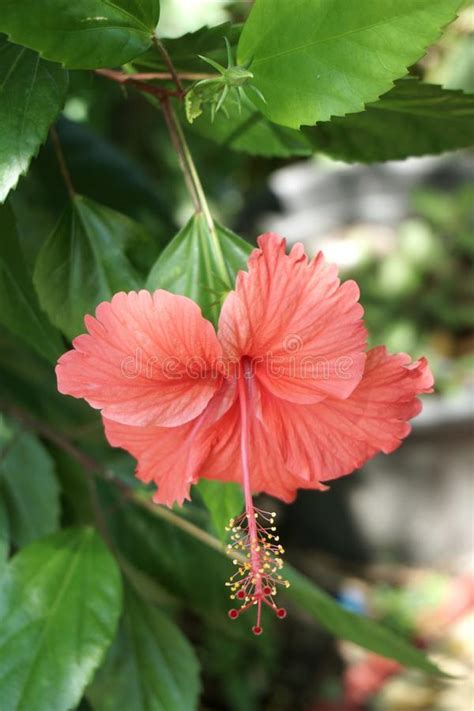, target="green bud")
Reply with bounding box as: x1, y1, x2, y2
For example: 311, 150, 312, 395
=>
224, 66, 254, 87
